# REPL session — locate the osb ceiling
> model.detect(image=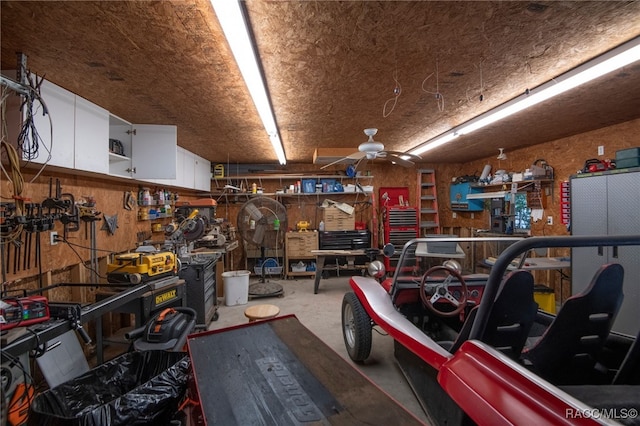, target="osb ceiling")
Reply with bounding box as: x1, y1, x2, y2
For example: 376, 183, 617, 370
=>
2, 1, 640, 167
